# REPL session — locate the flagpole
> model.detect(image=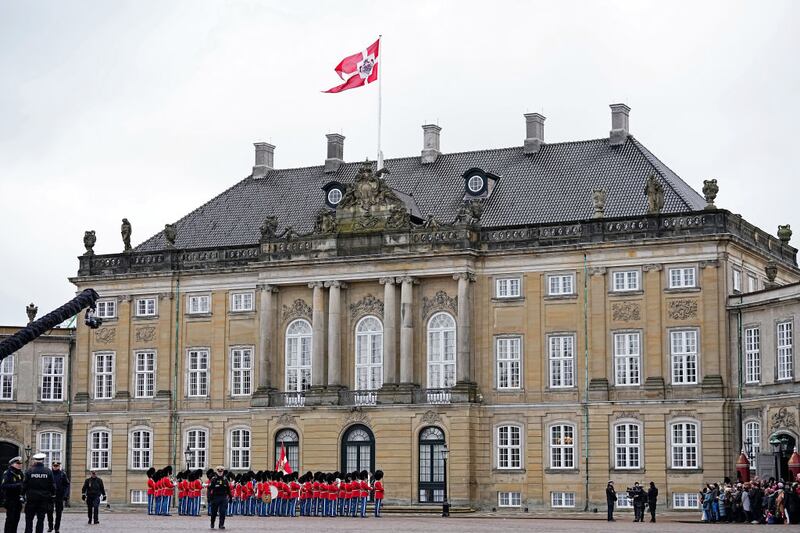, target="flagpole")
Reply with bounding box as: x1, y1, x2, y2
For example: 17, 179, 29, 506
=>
377, 34, 383, 170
